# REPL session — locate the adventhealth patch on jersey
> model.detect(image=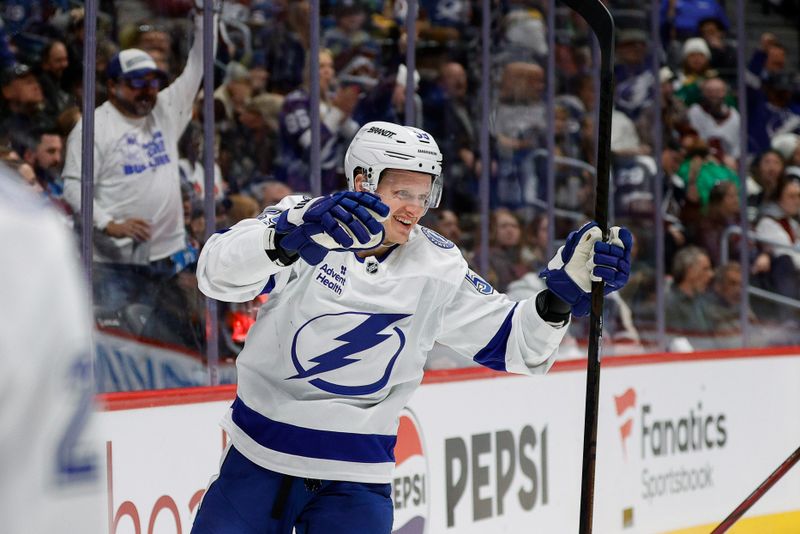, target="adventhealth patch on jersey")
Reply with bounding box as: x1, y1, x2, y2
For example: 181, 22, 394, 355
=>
465, 269, 494, 295
420, 226, 454, 249
315, 262, 347, 295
